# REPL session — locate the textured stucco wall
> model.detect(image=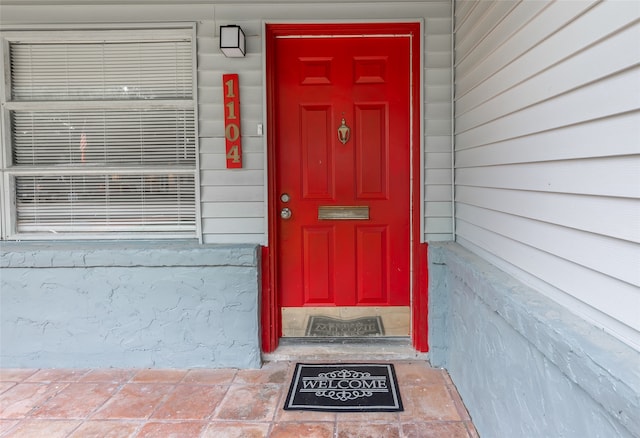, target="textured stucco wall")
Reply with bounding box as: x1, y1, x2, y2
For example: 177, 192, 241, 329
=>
428, 242, 640, 438
0, 242, 262, 369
